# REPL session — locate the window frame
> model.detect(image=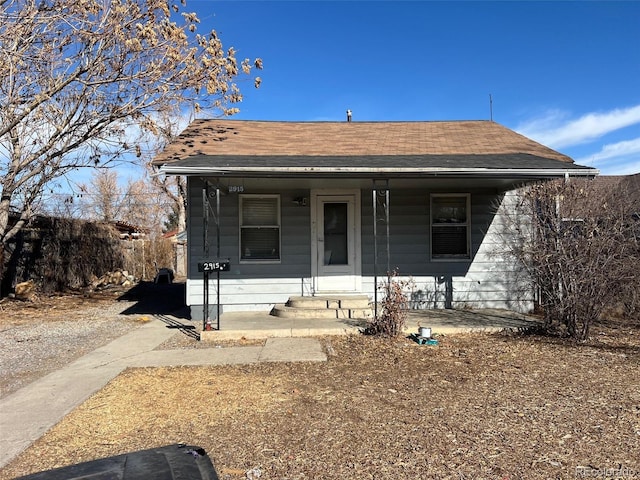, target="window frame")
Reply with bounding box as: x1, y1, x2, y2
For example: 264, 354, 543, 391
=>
430, 193, 471, 261
239, 194, 282, 264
